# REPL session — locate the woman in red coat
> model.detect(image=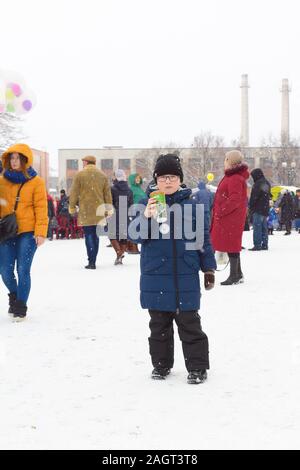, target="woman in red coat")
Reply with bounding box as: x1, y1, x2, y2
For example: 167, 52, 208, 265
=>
210, 151, 249, 285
